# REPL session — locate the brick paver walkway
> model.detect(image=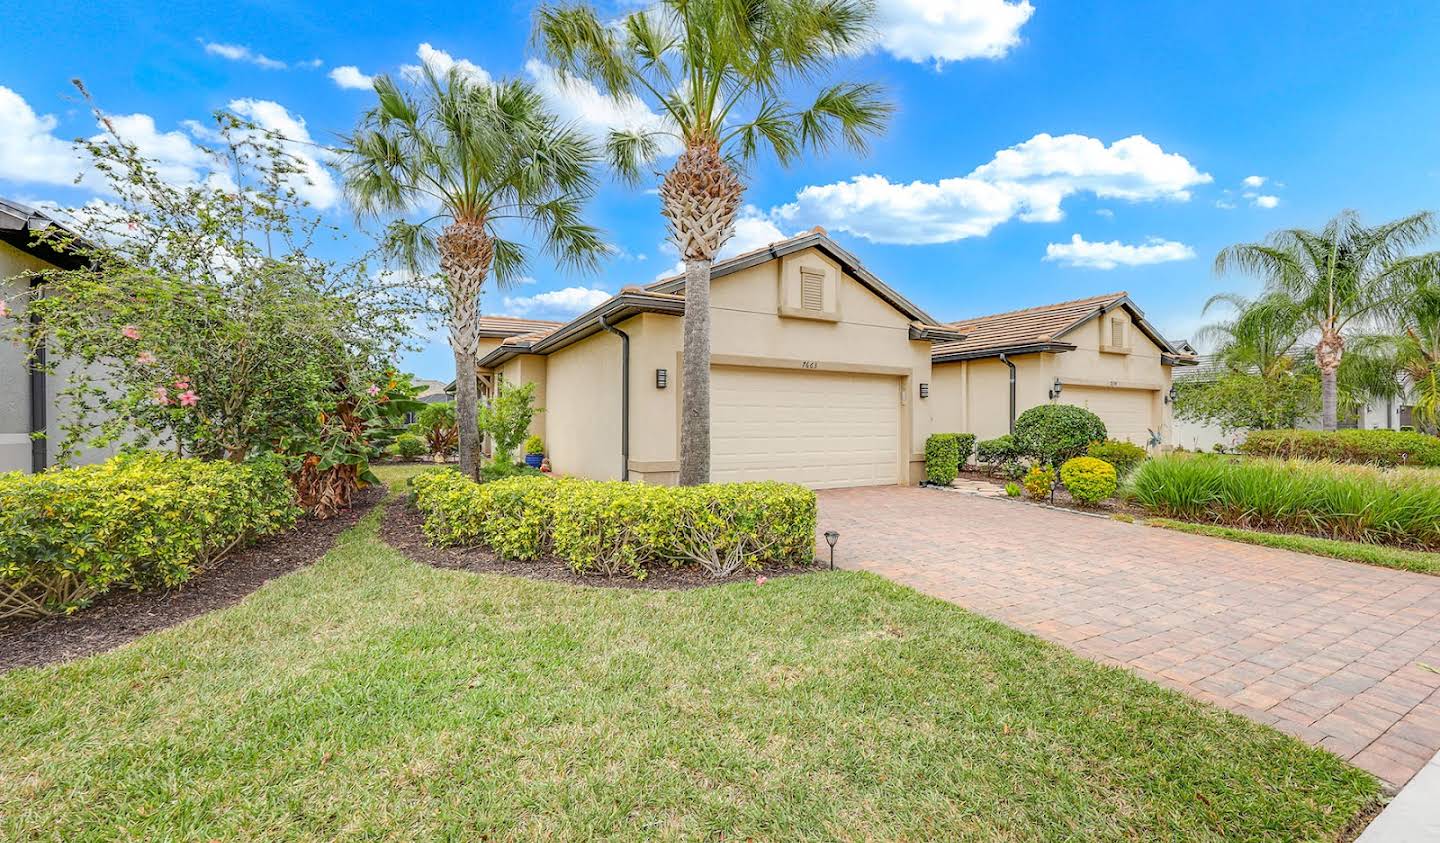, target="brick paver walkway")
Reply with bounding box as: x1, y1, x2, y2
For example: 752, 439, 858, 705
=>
818, 486, 1440, 787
